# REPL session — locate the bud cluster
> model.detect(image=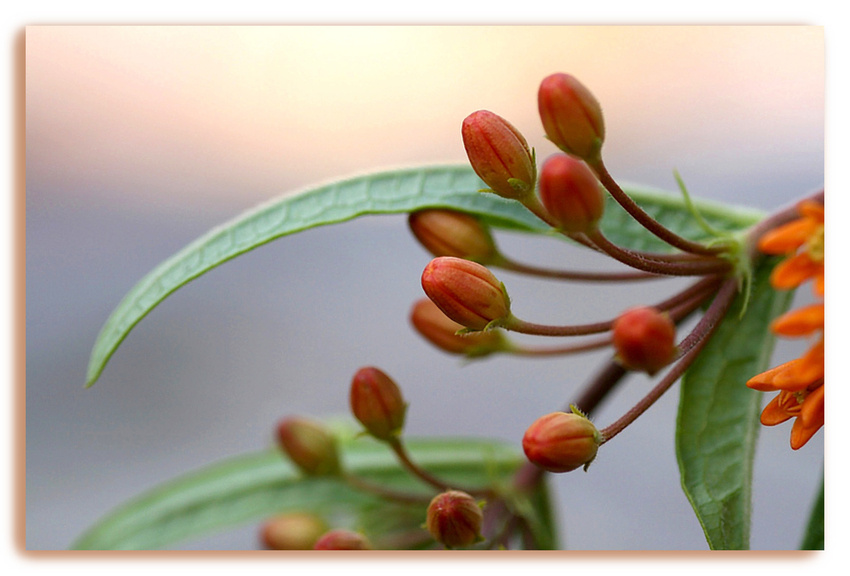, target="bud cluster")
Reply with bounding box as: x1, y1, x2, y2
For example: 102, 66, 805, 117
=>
264, 70, 740, 551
